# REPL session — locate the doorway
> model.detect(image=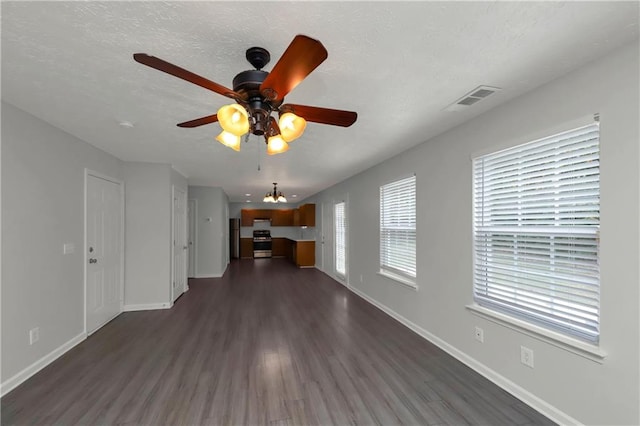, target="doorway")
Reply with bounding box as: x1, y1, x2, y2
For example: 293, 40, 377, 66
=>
85, 171, 123, 335
172, 186, 188, 301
